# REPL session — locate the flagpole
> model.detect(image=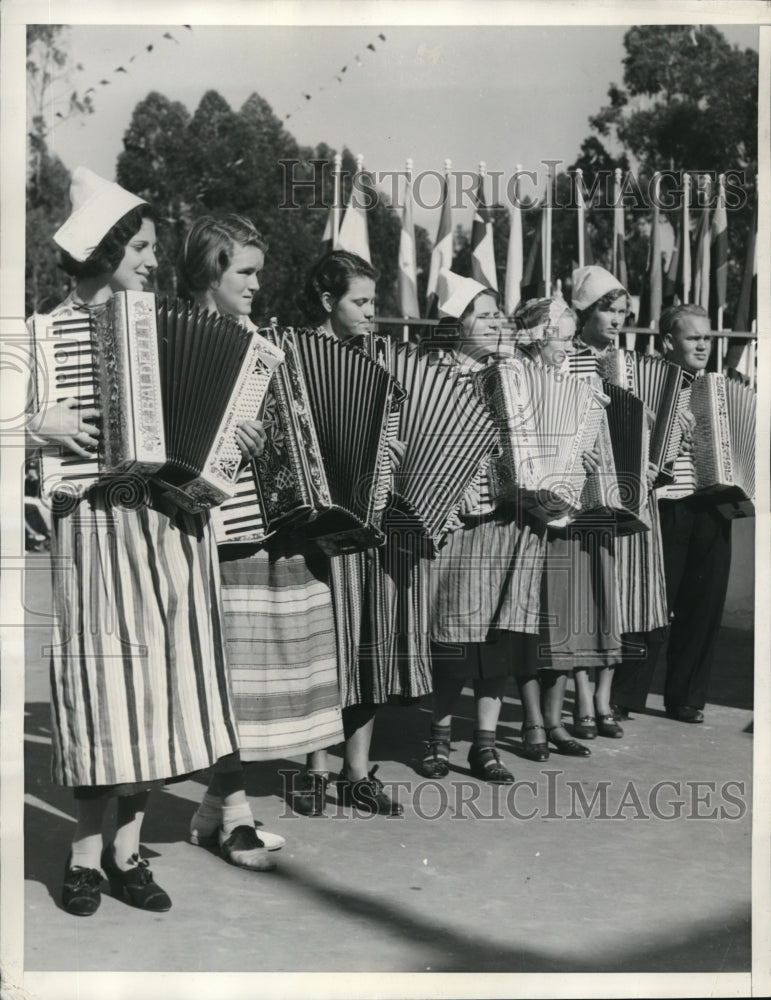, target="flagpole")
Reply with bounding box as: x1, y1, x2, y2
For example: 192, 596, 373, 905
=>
716, 173, 725, 333
613, 167, 621, 277
647, 171, 660, 354
577, 168, 584, 269
333, 152, 342, 246
544, 163, 552, 297
403, 158, 412, 343
682, 172, 691, 305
